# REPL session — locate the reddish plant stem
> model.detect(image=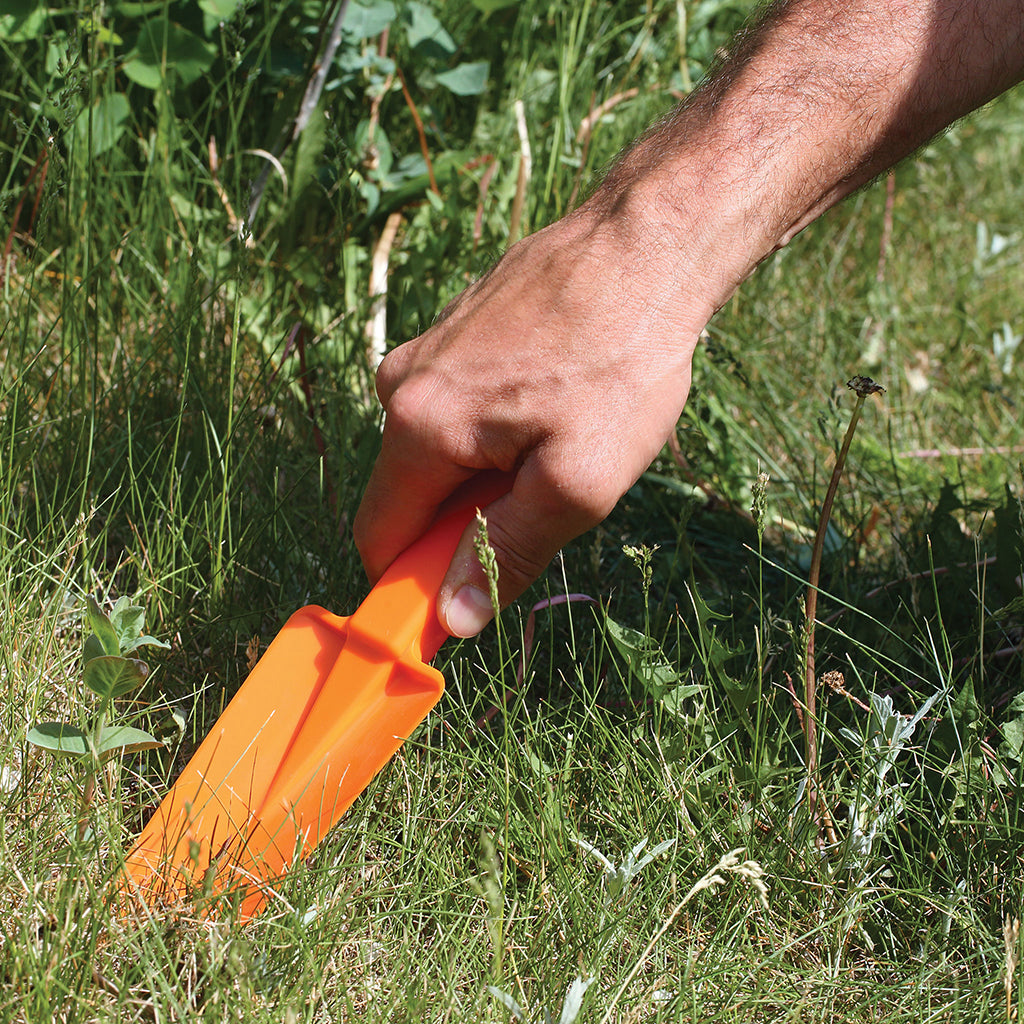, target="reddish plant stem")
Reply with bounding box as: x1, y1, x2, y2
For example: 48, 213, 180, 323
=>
804, 390, 868, 819
397, 69, 439, 196
2, 146, 49, 287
